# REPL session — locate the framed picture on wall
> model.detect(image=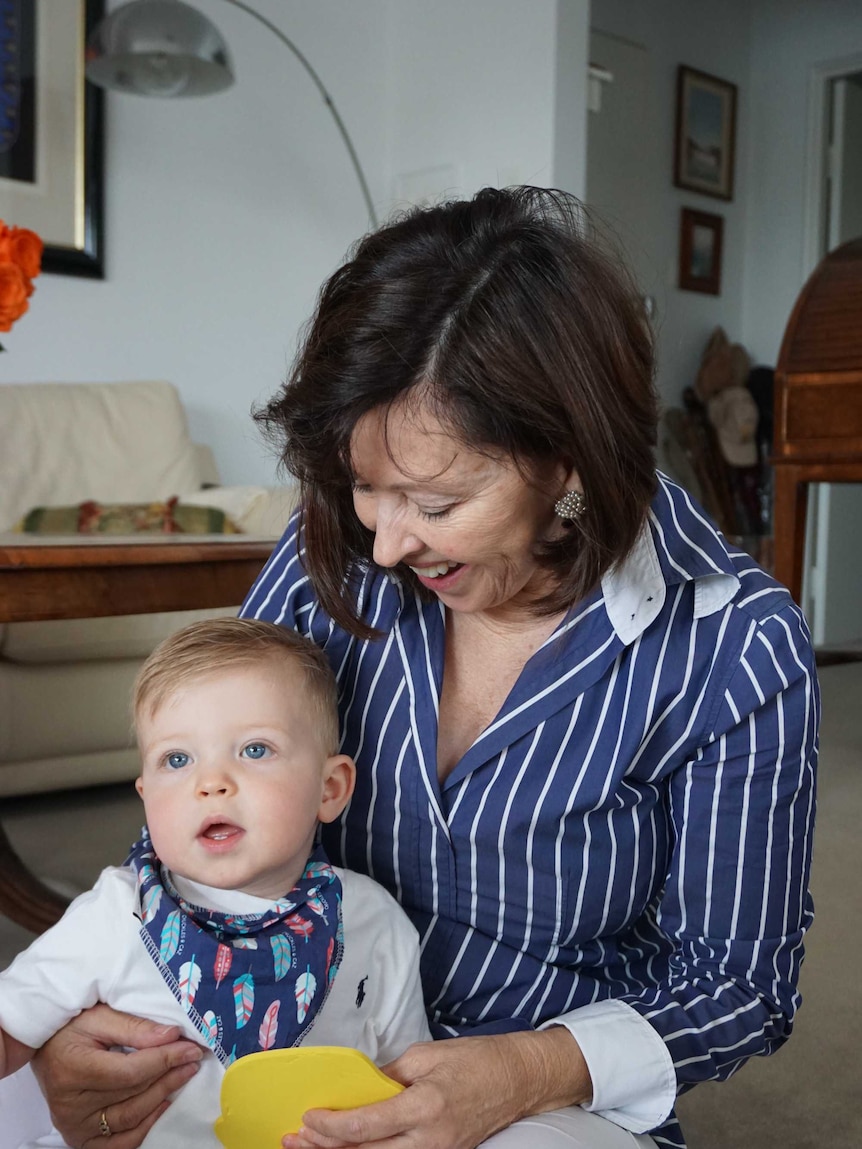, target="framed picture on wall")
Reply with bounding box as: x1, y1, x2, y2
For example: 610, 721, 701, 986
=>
679, 208, 723, 295
674, 65, 737, 201
0, 0, 105, 277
